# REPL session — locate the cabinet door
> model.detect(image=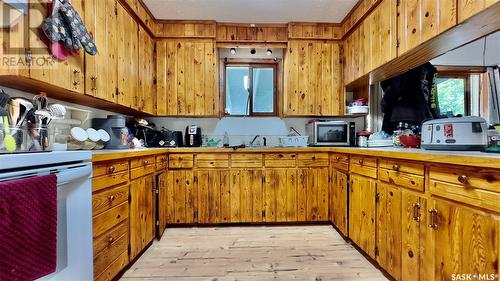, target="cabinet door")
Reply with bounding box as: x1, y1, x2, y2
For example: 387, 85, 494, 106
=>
376, 183, 402, 280
369, 0, 397, 70
196, 169, 229, 224
0, 1, 29, 77
397, 0, 457, 55
84, 0, 117, 102
284, 40, 342, 116
429, 198, 499, 281
157, 171, 167, 237
129, 174, 155, 260
165, 170, 197, 224
458, 0, 499, 23
29, 0, 84, 93
156, 39, 217, 116
116, 2, 139, 109
331, 170, 348, 236
297, 168, 329, 222
401, 190, 428, 281
349, 174, 377, 258
230, 169, 263, 223
138, 26, 156, 114
264, 169, 298, 223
